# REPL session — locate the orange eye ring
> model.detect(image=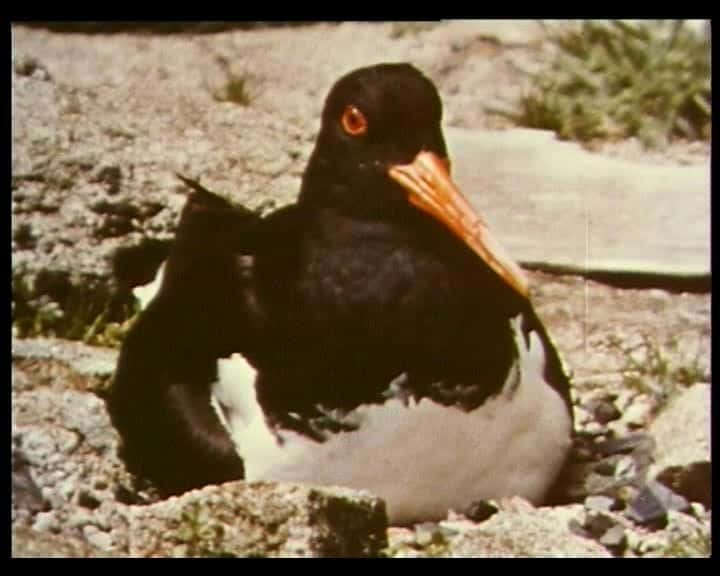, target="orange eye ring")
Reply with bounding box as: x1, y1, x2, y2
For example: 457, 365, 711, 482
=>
341, 105, 368, 136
